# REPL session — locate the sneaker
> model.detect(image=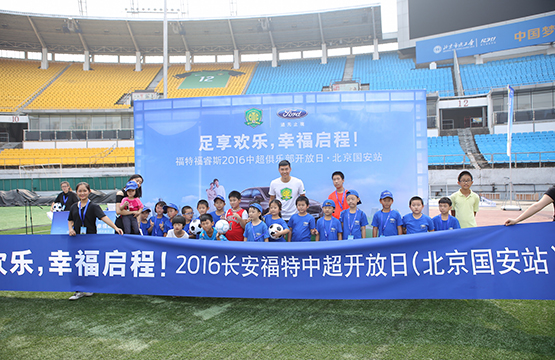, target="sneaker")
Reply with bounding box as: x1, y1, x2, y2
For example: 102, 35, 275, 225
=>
69, 291, 94, 300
